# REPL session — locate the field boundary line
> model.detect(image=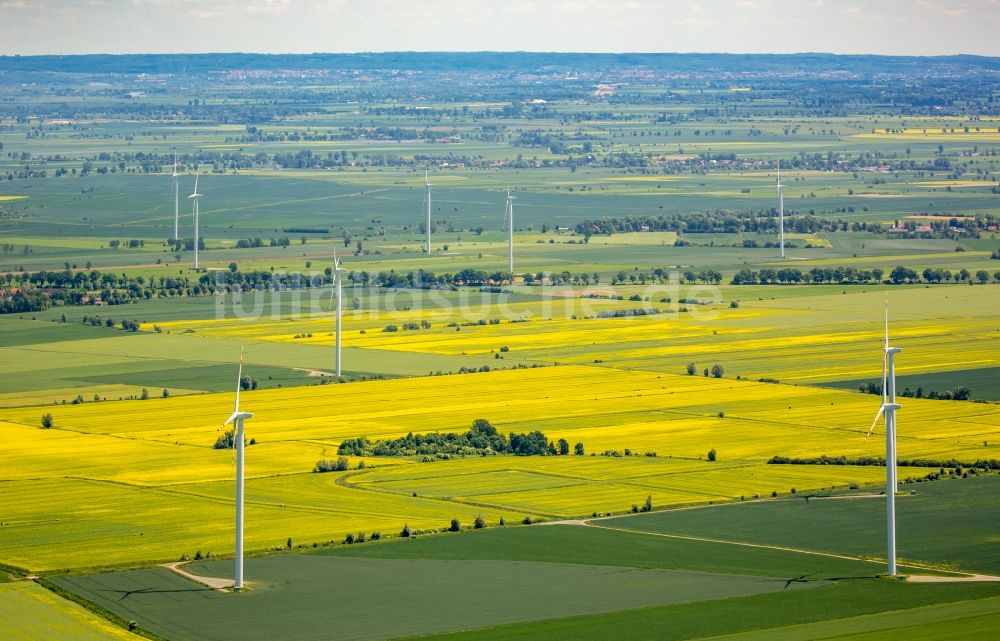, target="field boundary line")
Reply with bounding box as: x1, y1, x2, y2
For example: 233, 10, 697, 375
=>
575, 521, 995, 580
336, 471, 565, 519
